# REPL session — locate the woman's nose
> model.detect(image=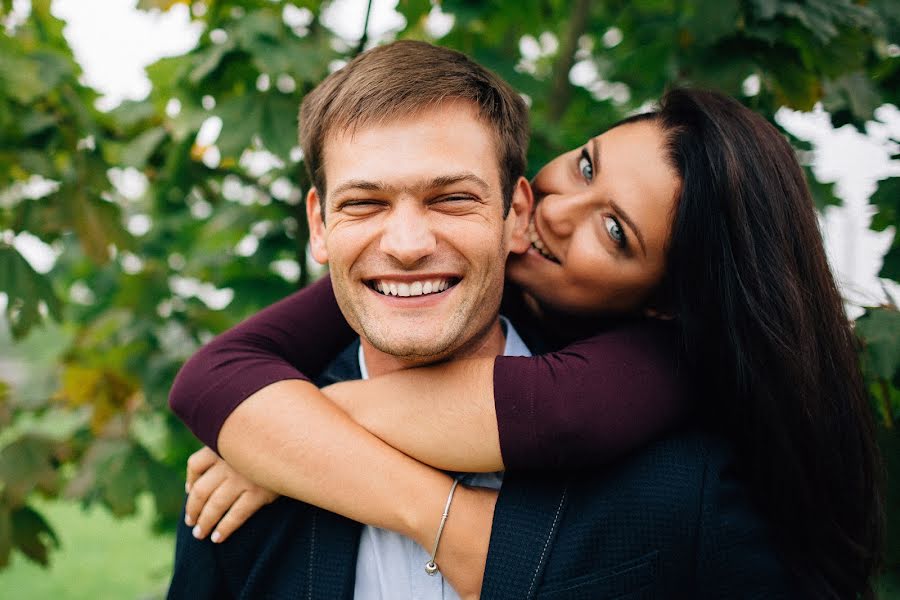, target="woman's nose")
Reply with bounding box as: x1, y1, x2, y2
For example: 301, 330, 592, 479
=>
539, 192, 591, 238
